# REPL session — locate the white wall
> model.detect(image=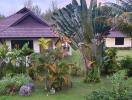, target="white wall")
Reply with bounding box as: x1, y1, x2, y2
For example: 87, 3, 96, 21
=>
33, 39, 40, 53
105, 38, 131, 47
6, 40, 11, 50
